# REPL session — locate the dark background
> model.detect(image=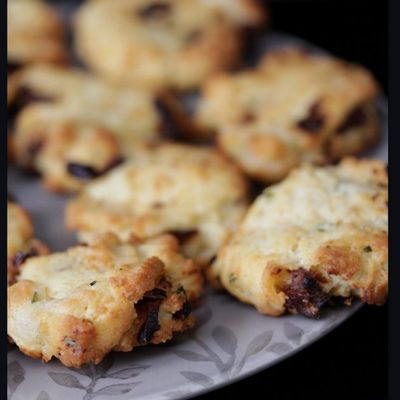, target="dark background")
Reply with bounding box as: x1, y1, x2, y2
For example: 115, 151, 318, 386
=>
198, 1, 388, 399
266, 0, 387, 93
